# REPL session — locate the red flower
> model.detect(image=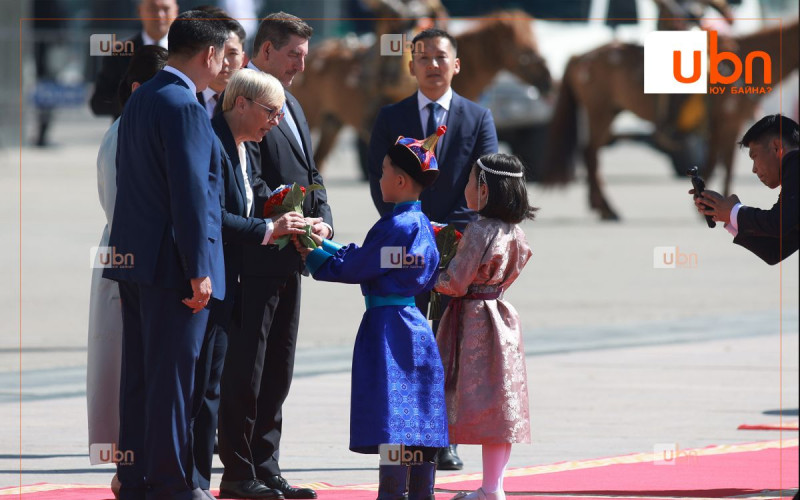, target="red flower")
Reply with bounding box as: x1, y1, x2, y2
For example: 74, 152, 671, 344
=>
263, 185, 306, 217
